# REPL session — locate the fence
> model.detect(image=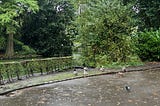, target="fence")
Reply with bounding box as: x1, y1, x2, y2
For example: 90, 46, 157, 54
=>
0, 56, 73, 85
